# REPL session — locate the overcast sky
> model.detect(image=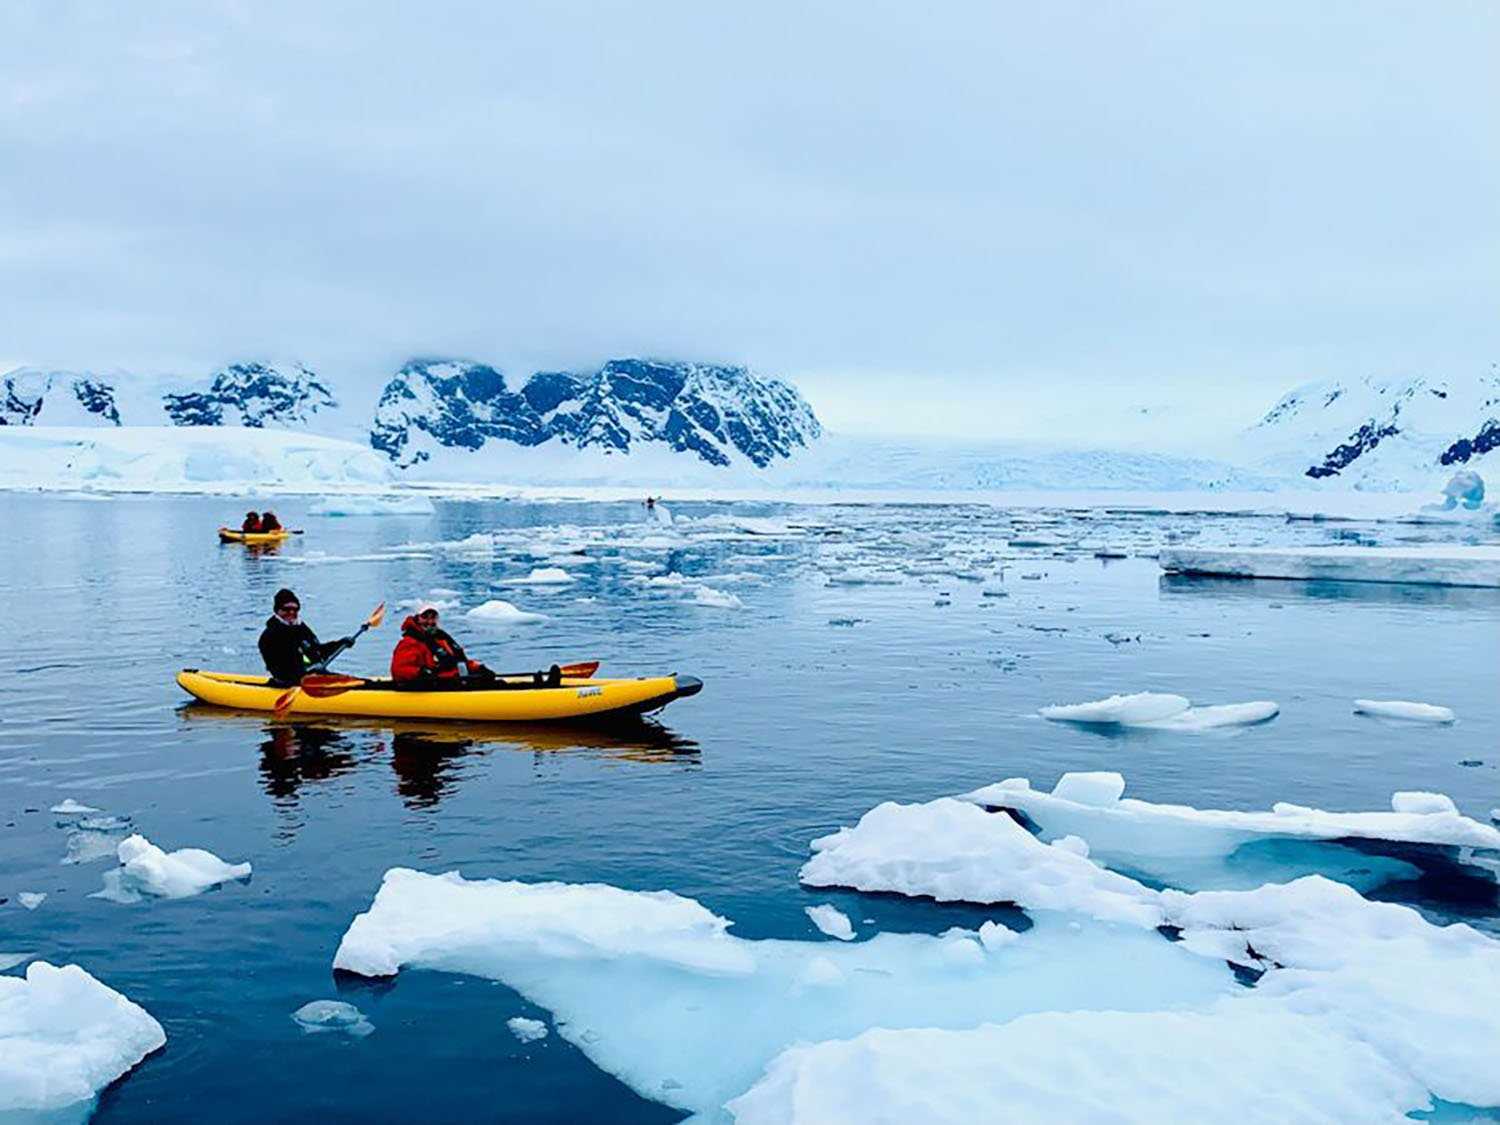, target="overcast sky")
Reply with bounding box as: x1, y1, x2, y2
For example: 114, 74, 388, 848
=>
2, 2, 1495, 441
